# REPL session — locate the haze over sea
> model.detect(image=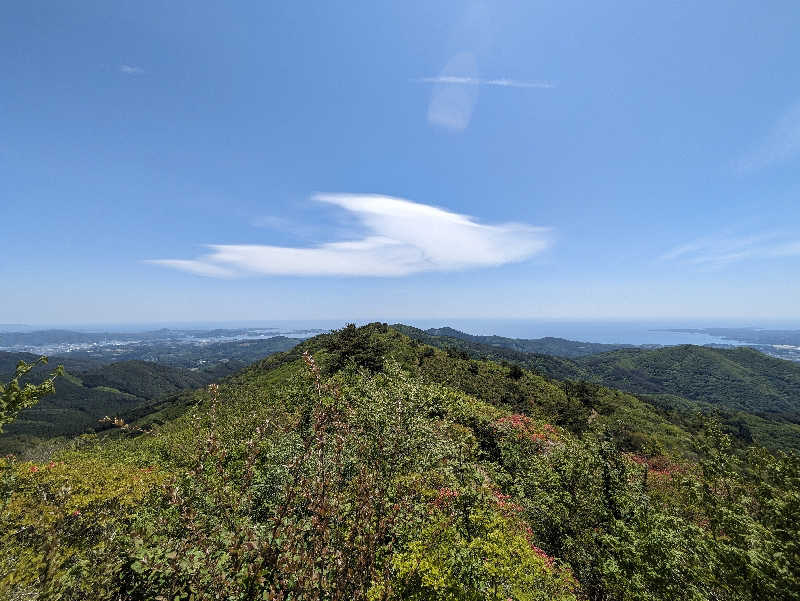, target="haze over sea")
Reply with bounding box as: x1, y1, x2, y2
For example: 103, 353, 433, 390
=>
10, 319, 800, 347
